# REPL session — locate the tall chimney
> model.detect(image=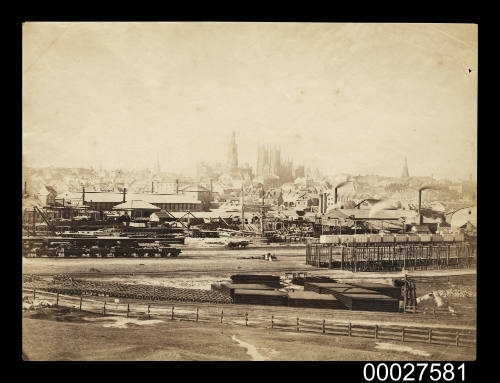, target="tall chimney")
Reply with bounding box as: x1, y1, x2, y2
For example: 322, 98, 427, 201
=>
82, 186, 85, 204
176, 179, 179, 194
152, 181, 154, 193
24, 181, 27, 195
123, 188, 127, 203
418, 189, 423, 225
334, 187, 338, 206
209, 179, 213, 193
